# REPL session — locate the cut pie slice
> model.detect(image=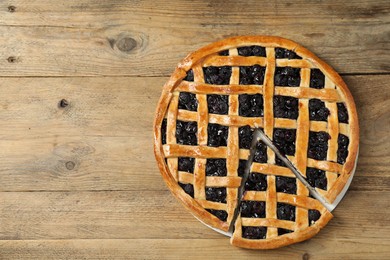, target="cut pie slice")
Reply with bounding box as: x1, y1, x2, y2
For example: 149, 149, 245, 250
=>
154, 36, 359, 248
231, 136, 333, 249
